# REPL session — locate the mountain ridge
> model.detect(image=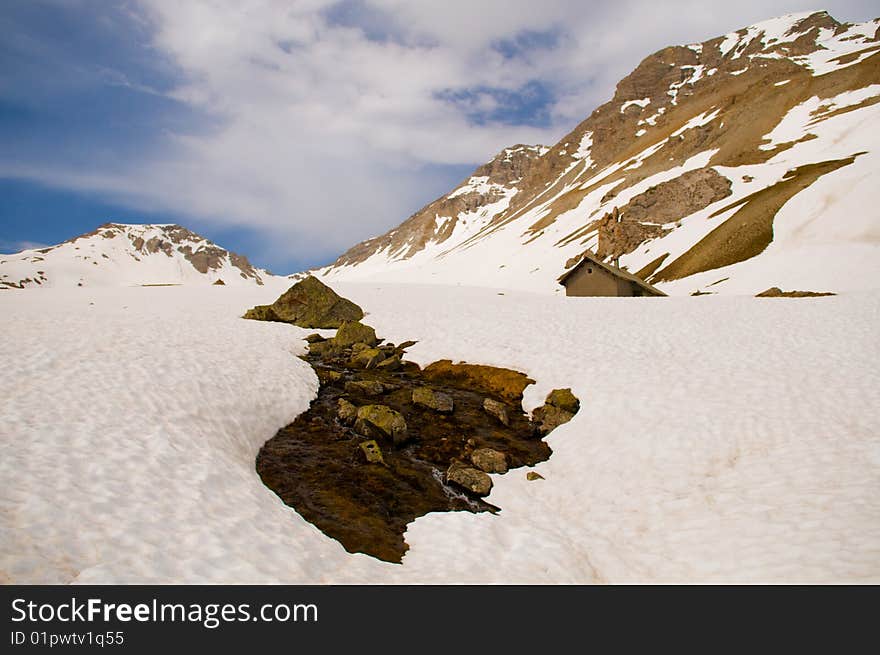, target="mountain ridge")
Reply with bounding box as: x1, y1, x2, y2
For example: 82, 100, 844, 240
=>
0, 222, 270, 289
320, 10, 880, 296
